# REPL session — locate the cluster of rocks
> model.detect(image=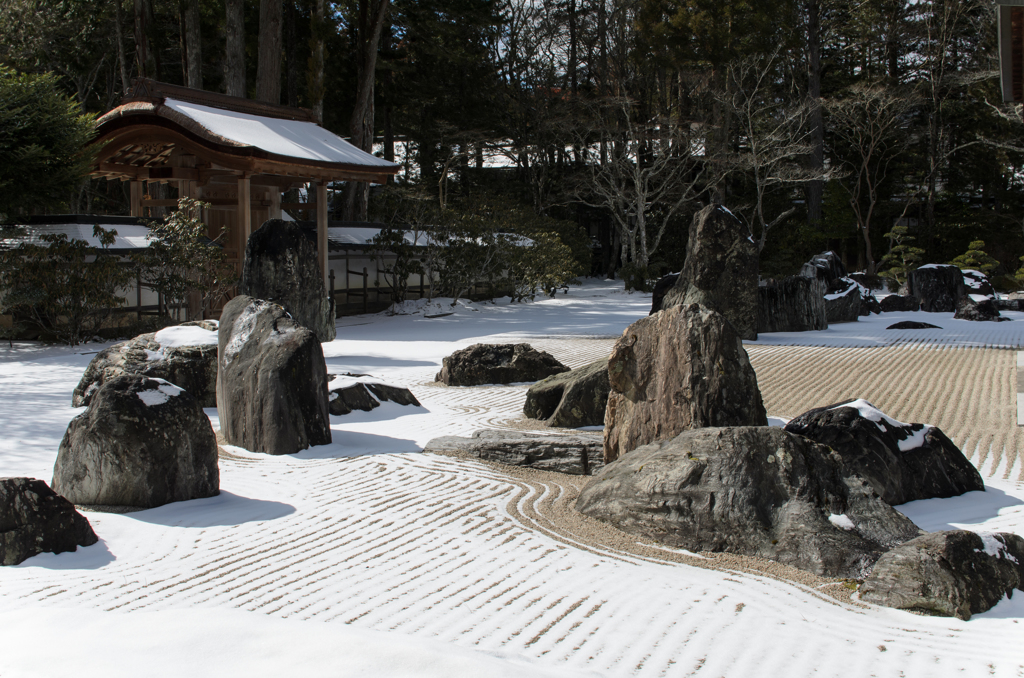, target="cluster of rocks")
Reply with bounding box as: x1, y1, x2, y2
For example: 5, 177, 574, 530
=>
3, 219, 430, 566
